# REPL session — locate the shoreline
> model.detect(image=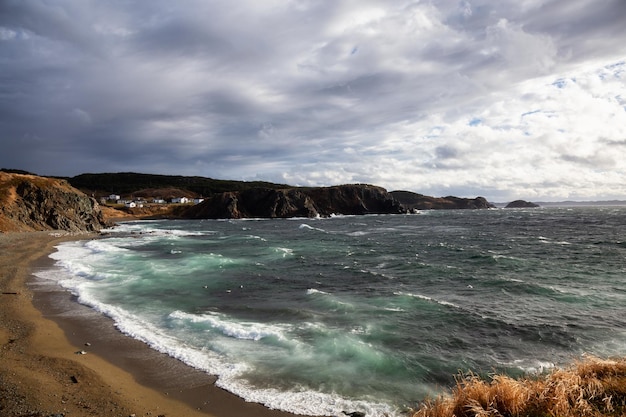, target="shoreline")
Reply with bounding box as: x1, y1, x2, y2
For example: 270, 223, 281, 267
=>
0, 231, 316, 417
